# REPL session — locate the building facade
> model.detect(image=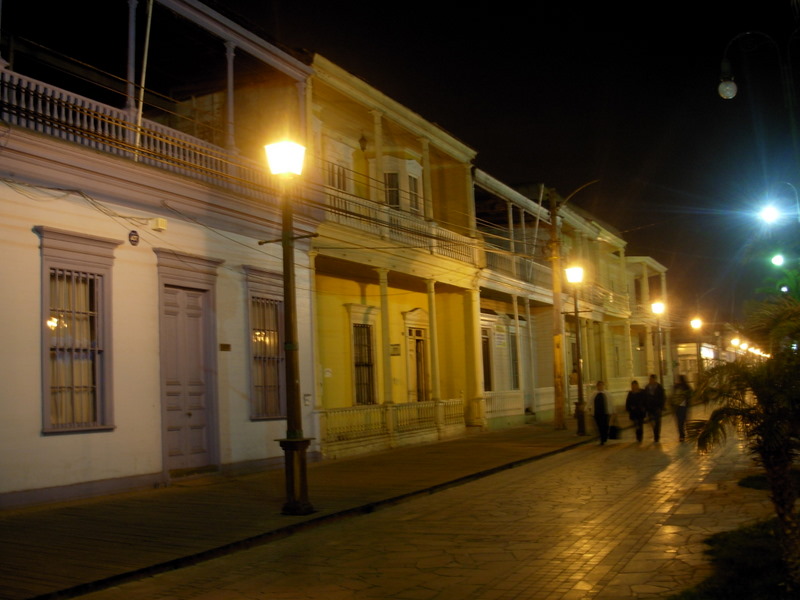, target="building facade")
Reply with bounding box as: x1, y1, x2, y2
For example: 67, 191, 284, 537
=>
0, 0, 671, 507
